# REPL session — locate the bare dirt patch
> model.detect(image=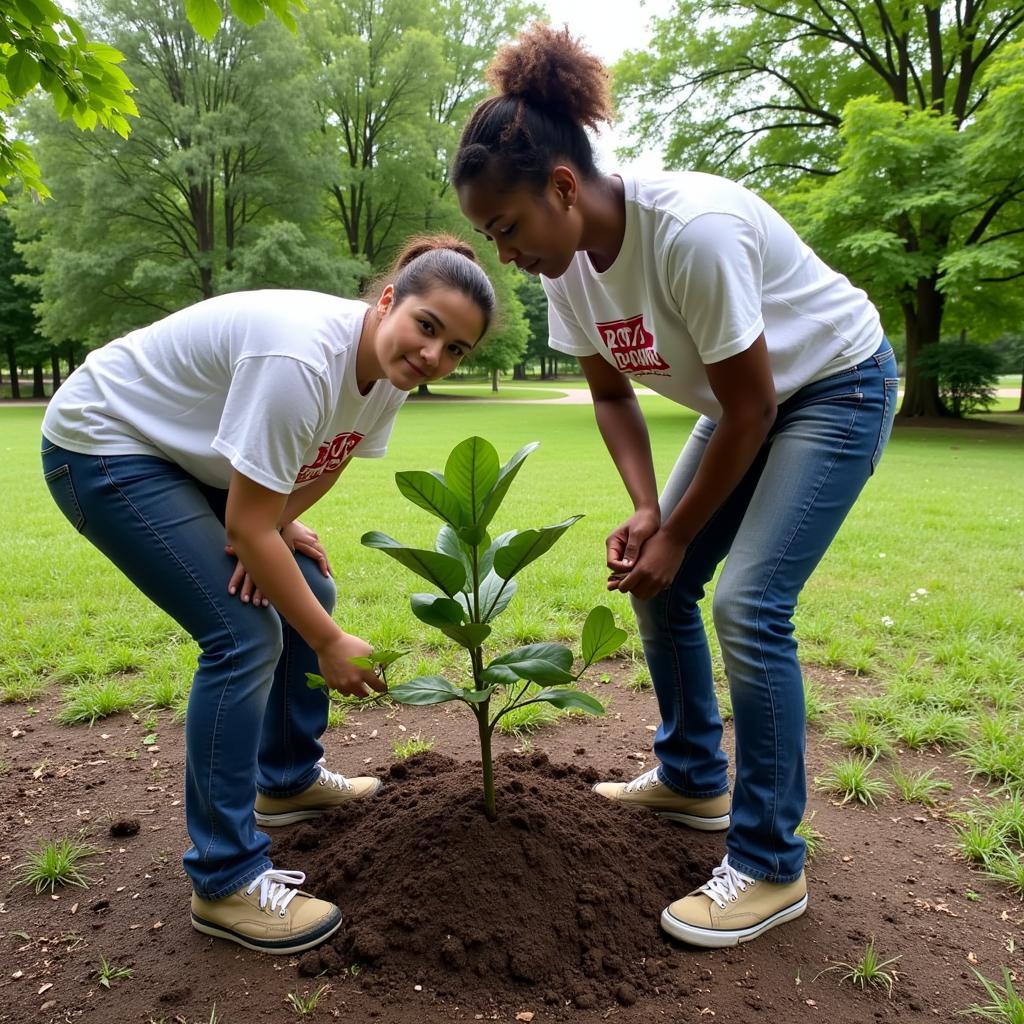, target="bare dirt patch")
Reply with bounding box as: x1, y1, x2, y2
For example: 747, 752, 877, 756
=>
1, 662, 1019, 1024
